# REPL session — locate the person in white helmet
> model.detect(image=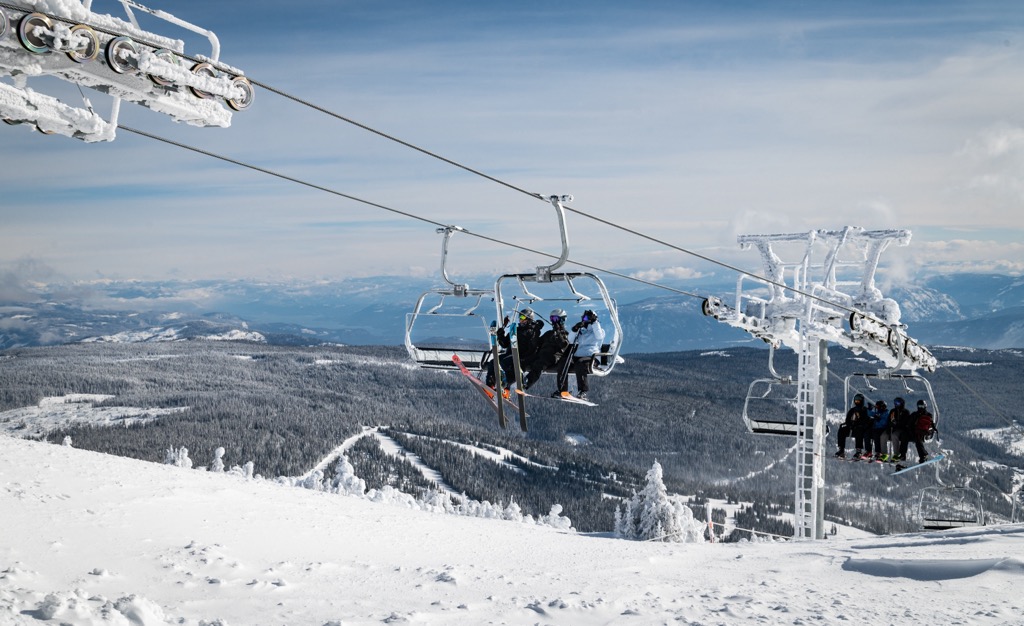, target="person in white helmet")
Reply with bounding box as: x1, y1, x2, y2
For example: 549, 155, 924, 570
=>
556, 309, 605, 401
